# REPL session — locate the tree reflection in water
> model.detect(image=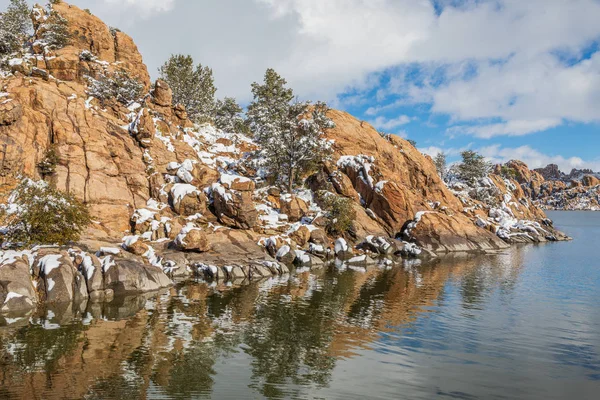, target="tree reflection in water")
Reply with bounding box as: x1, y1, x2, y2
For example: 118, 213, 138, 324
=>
0, 251, 525, 399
